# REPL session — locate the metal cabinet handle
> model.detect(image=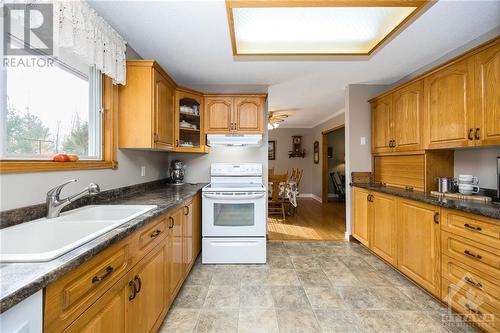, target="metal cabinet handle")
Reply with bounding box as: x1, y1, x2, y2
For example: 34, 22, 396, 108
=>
184, 205, 190, 216
433, 212, 439, 224
464, 276, 483, 288
128, 280, 137, 301
92, 265, 114, 283
468, 128, 474, 140
464, 303, 482, 316
150, 229, 161, 238
134, 275, 142, 293
464, 223, 482, 232
392, 140, 396, 147
169, 216, 174, 229
464, 250, 482, 260
474, 128, 480, 140
367, 194, 374, 202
